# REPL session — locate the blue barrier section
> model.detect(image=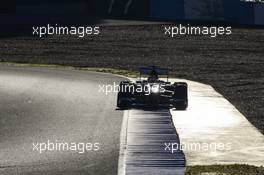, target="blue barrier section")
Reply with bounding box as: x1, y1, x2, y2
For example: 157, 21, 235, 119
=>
1, 0, 264, 27
239, 2, 255, 25
150, 0, 185, 20
223, 0, 240, 22
254, 3, 264, 25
